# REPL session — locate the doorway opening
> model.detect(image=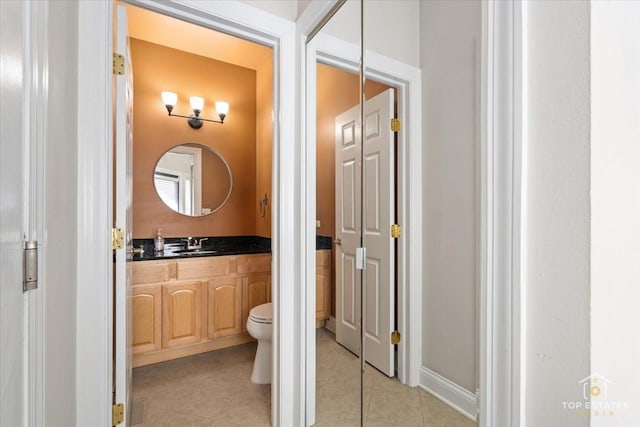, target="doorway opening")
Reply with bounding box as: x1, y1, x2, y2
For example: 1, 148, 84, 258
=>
114, 2, 276, 425
305, 22, 424, 422
316, 59, 398, 370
